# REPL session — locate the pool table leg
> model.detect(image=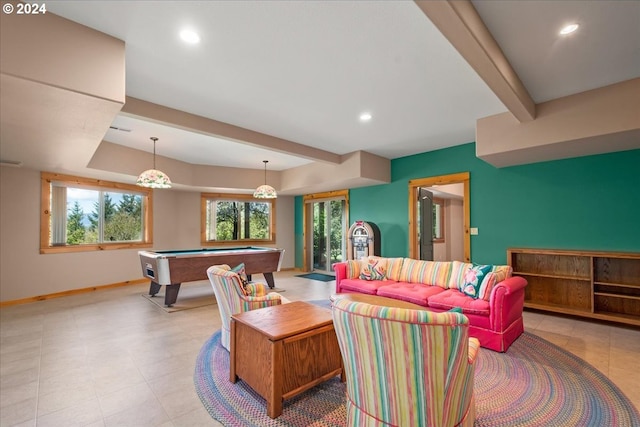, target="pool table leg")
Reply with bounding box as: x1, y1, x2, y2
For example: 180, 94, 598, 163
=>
247, 273, 276, 289
263, 272, 275, 289
149, 281, 161, 297
148, 281, 181, 307
164, 284, 181, 307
